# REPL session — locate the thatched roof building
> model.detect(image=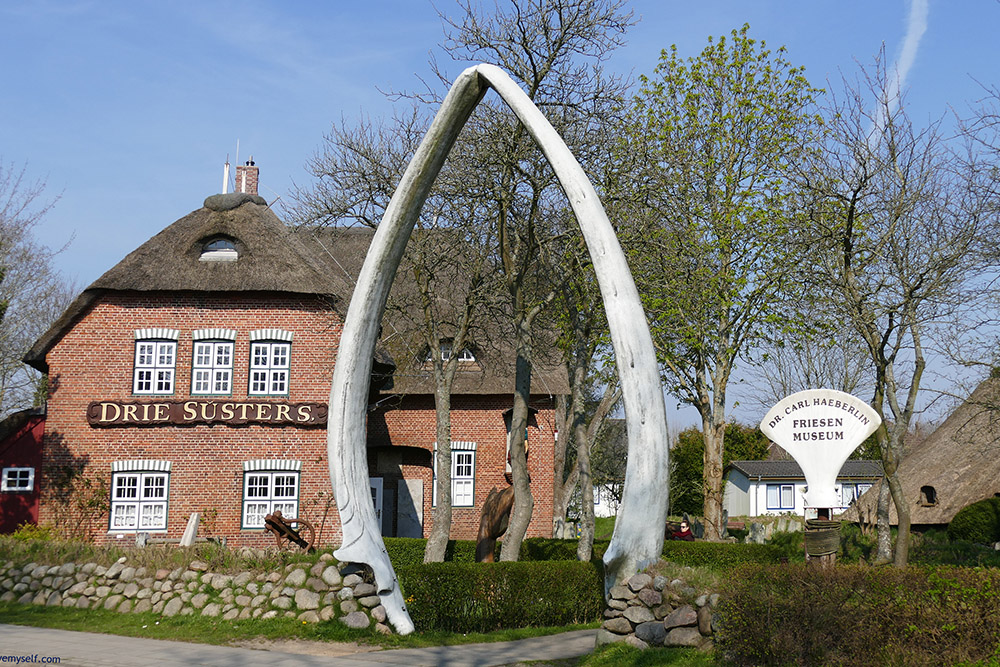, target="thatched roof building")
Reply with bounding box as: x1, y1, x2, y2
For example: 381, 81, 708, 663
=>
847, 377, 1000, 527
26, 193, 568, 396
